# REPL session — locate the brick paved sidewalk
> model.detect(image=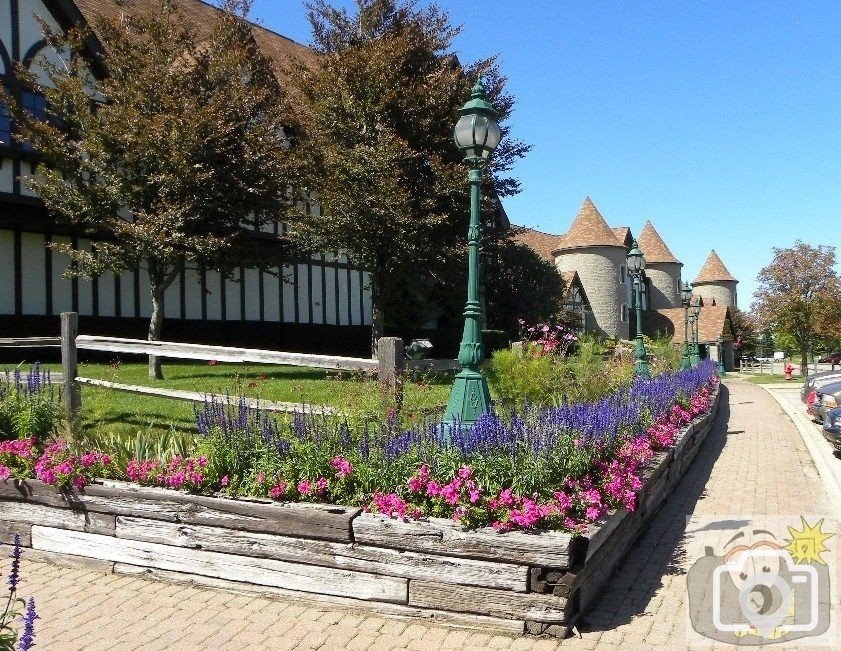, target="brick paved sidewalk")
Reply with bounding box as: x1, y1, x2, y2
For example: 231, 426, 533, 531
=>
12, 380, 837, 650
